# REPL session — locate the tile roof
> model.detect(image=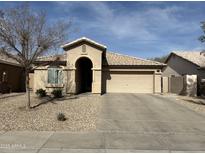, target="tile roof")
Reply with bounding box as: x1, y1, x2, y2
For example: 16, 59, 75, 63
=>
0, 51, 20, 66
171, 51, 205, 67
104, 52, 165, 66
37, 51, 165, 66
